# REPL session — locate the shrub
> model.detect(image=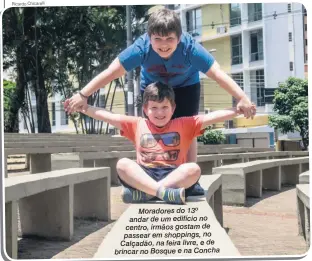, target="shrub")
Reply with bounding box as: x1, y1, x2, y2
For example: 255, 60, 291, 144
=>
197, 127, 226, 145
